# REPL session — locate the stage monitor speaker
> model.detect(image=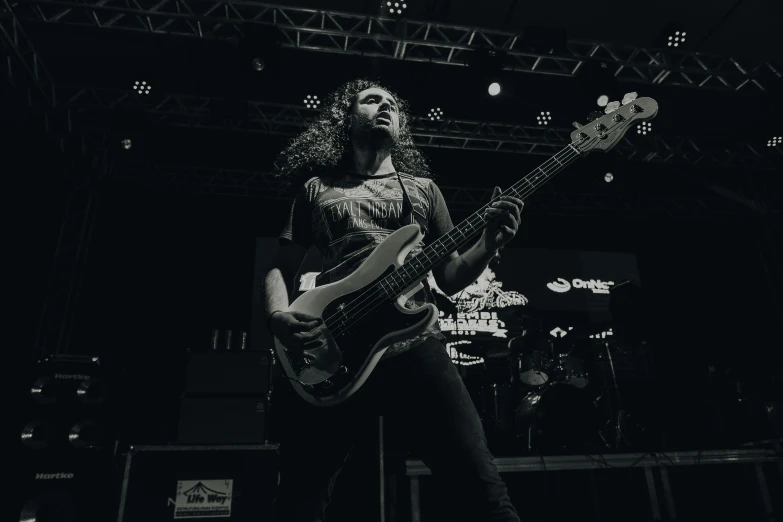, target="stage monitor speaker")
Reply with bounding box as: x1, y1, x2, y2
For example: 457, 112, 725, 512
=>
116, 444, 279, 522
